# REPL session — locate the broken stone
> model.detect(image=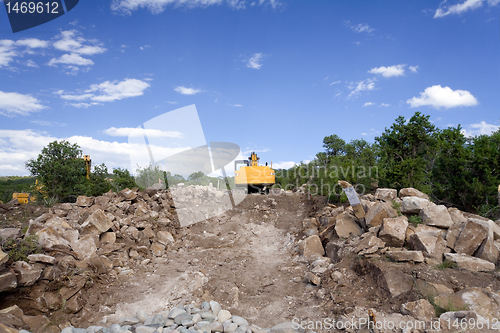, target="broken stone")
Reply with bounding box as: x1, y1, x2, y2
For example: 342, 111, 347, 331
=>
408, 233, 446, 259
11, 261, 42, 287
446, 221, 466, 249
0, 322, 20, 333
415, 279, 453, 299
36, 228, 71, 251
434, 287, 500, 320
0, 270, 17, 292
401, 196, 432, 214
94, 195, 110, 207
81, 209, 113, 234
400, 299, 435, 321
0, 305, 24, 319
63, 291, 83, 314
387, 250, 424, 263
71, 235, 97, 260
399, 187, 429, 200
374, 188, 397, 202
28, 254, 56, 265
454, 220, 488, 255
365, 202, 398, 227
305, 272, 320, 285
43, 291, 63, 311
355, 234, 385, 254
150, 242, 165, 257
76, 196, 94, 207
378, 216, 408, 247
156, 231, 174, 246
299, 235, 325, 258
444, 253, 495, 272
475, 236, 499, 263
373, 263, 413, 298
419, 205, 453, 228
335, 212, 363, 237
0, 228, 20, 240
143, 226, 155, 239
0, 250, 8, 267
100, 232, 116, 245
22, 314, 52, 333
448, 208, 467, 225
119, 188, 138, 201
